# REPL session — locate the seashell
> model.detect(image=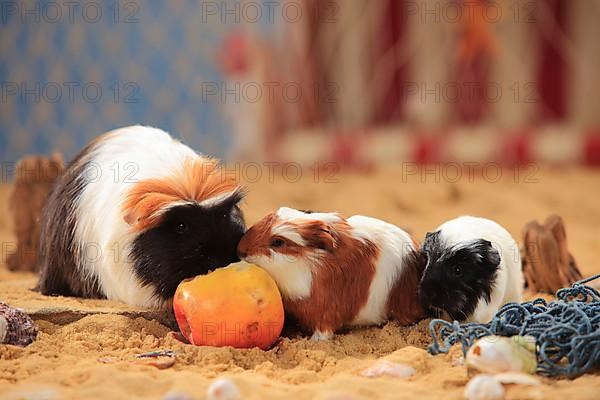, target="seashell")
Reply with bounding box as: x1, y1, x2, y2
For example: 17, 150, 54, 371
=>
464, 374, 505, 400
360, 360, 415, 378
466, 336, 536, 374
134, 356, 176, 369
0, 302, 37, 346
493, 372, 540, 386
207, 378, 241, 400
134, 350, 176, 369
512, 335, 536, 353
0, 316, 7, 343
136, 350, 176, 358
